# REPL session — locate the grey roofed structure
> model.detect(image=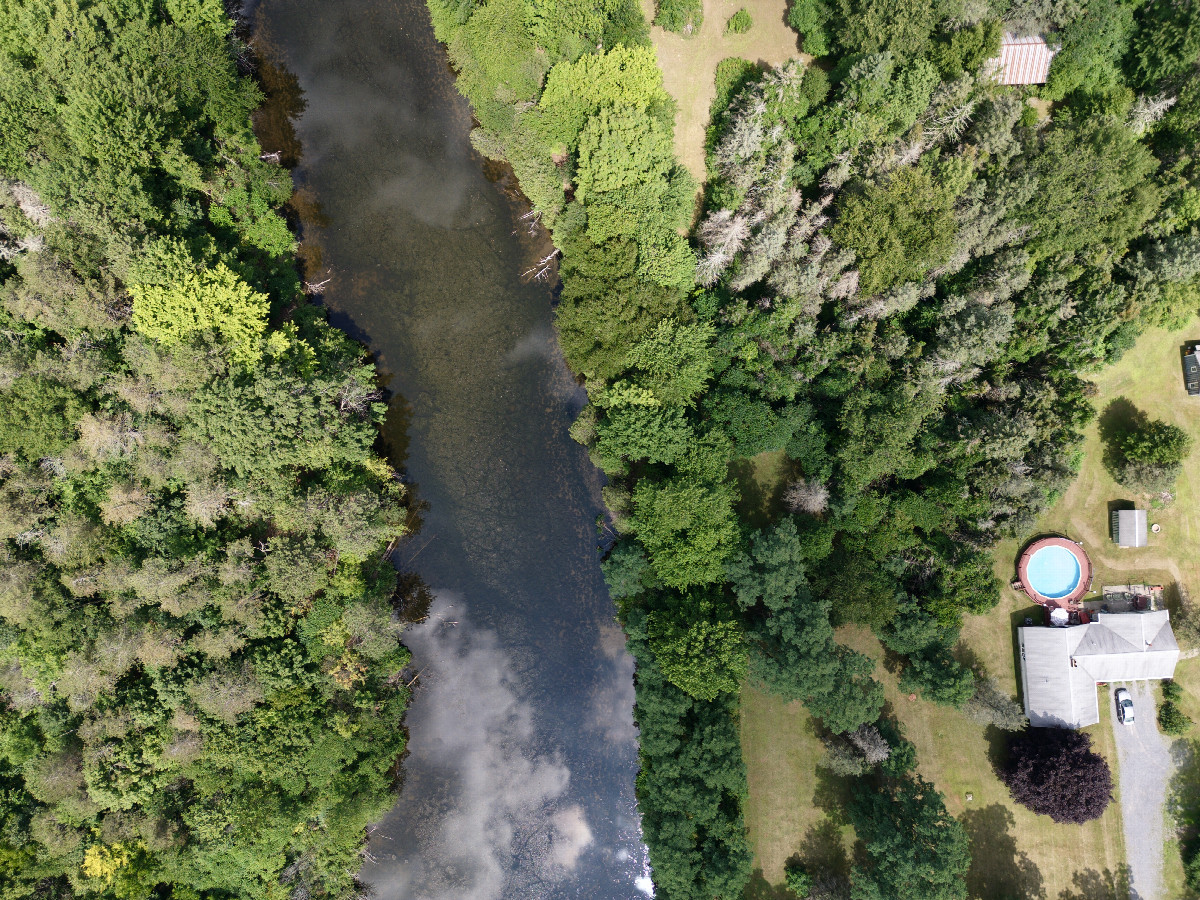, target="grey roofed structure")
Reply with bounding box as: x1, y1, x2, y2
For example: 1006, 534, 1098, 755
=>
1111, 508, 1148, 548
1185, 345, 1200, 396
1018, 610, 1179, 728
